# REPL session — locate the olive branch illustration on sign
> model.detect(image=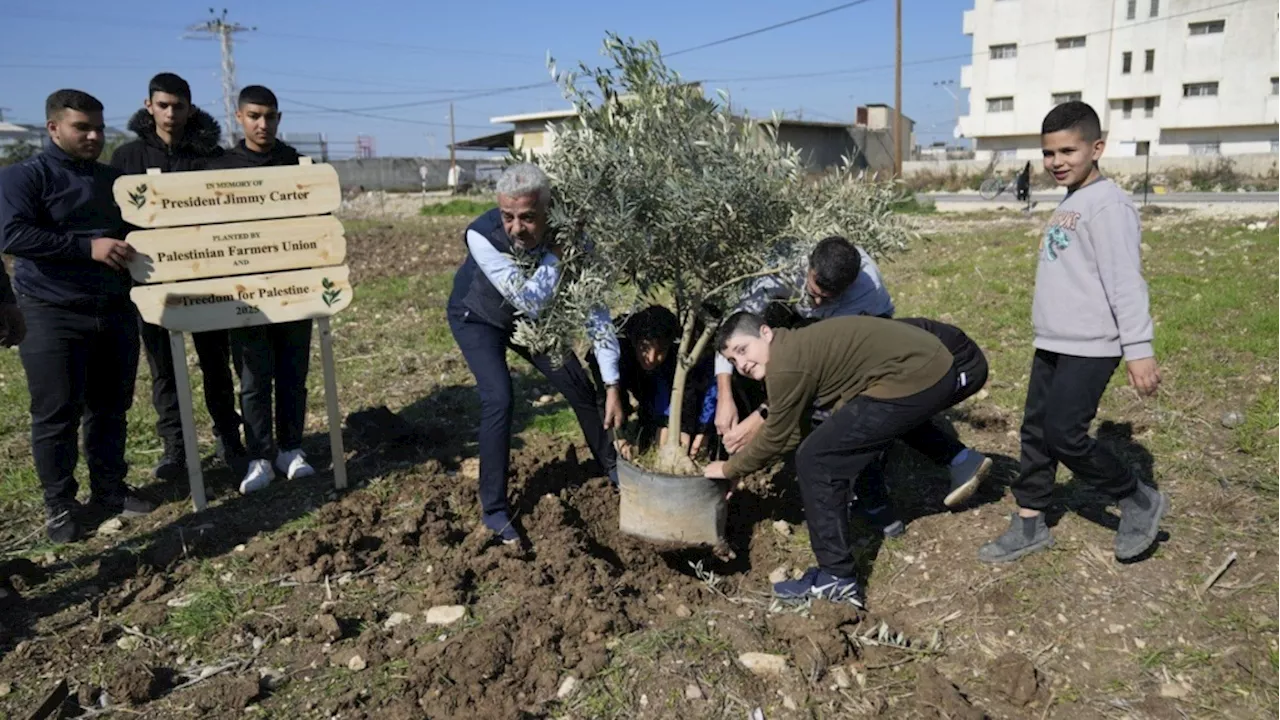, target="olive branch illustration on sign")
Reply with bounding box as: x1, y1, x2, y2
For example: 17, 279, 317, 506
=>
128, 183, 148, 210
321, 277, 342, 307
